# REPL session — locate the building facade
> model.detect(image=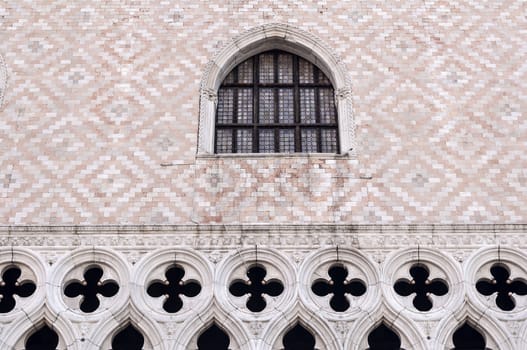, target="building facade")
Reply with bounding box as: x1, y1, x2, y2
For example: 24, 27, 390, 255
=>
0, 1, 526, 349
